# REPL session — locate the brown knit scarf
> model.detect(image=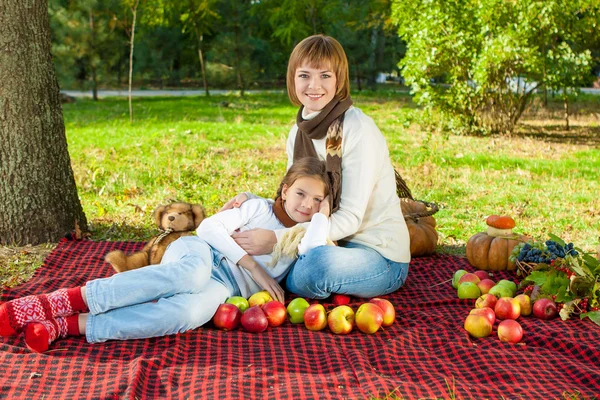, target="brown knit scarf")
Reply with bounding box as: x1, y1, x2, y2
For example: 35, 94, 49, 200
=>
293, 96, 352, 212
272, 196, 297, 228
